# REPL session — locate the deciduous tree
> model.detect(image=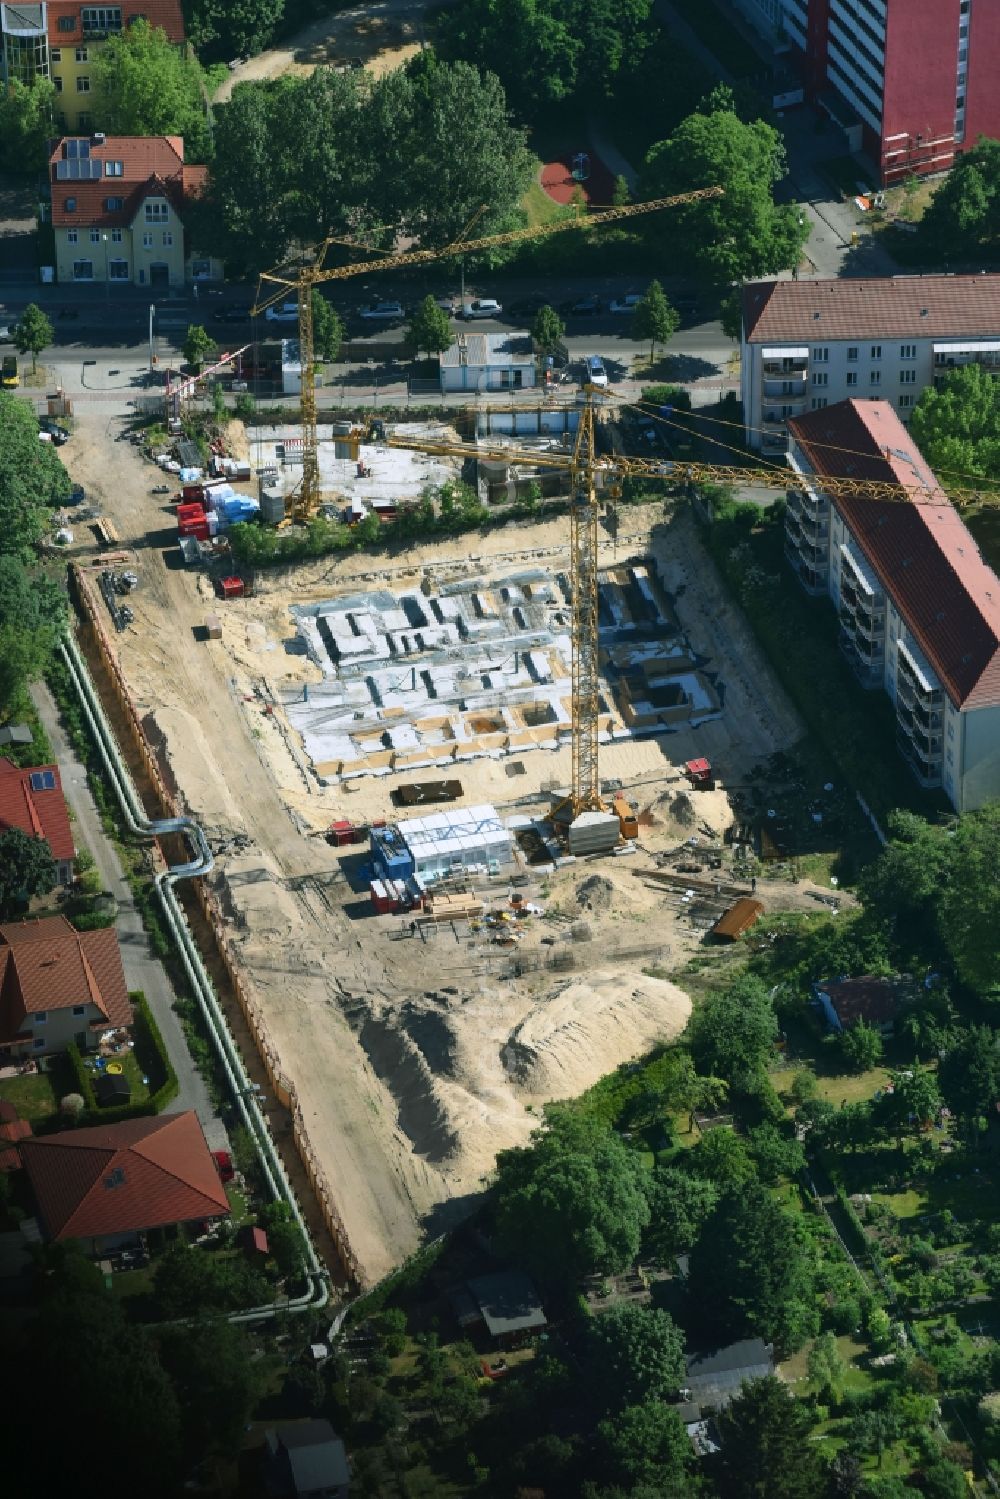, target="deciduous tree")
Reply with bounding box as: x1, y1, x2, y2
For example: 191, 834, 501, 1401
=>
839, 1019, 884, 1073
596, 1400, 691, 1489
686, 973, 778, 1090
182, 323, 214, 371
0, 76, 56, 172
404, 295, 453, 359
631, 279, 679, 363
938, 1025, 1000, 1137
645, 1165, 718, 1256
0, 391, 70, 557
940, 804, 1000, 997
688, 1185, 817, 1353
311, 291, 344, 363
494, 1114, 651, 1286
910, 363, 1000, 482
531, 303, 565, 354
14, 303, 53, 374
0, 556, 66, 712
586, 1302, 685, 1411
0, 829, 57, 916
642, 108, 807, 285
94, 19, 211, 161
